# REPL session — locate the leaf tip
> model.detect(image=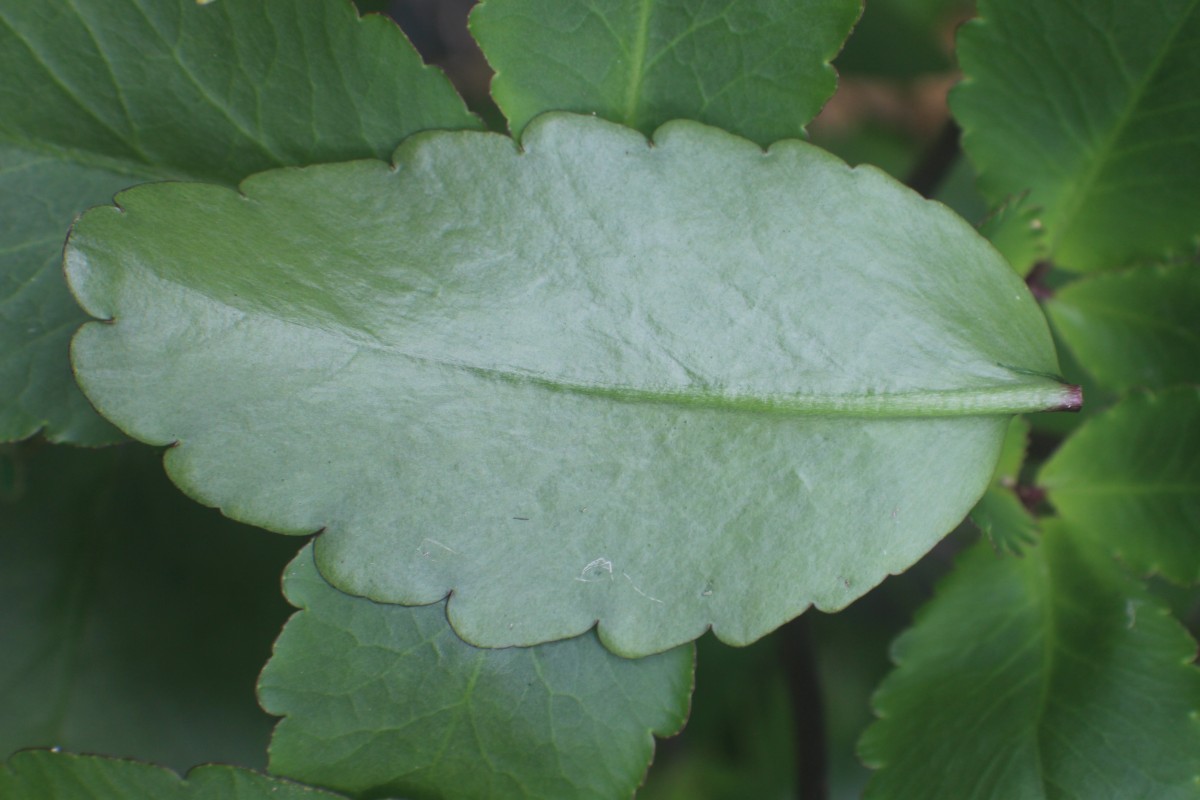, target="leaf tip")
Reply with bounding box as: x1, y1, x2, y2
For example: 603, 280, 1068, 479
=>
1052, 384, 1083, 413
